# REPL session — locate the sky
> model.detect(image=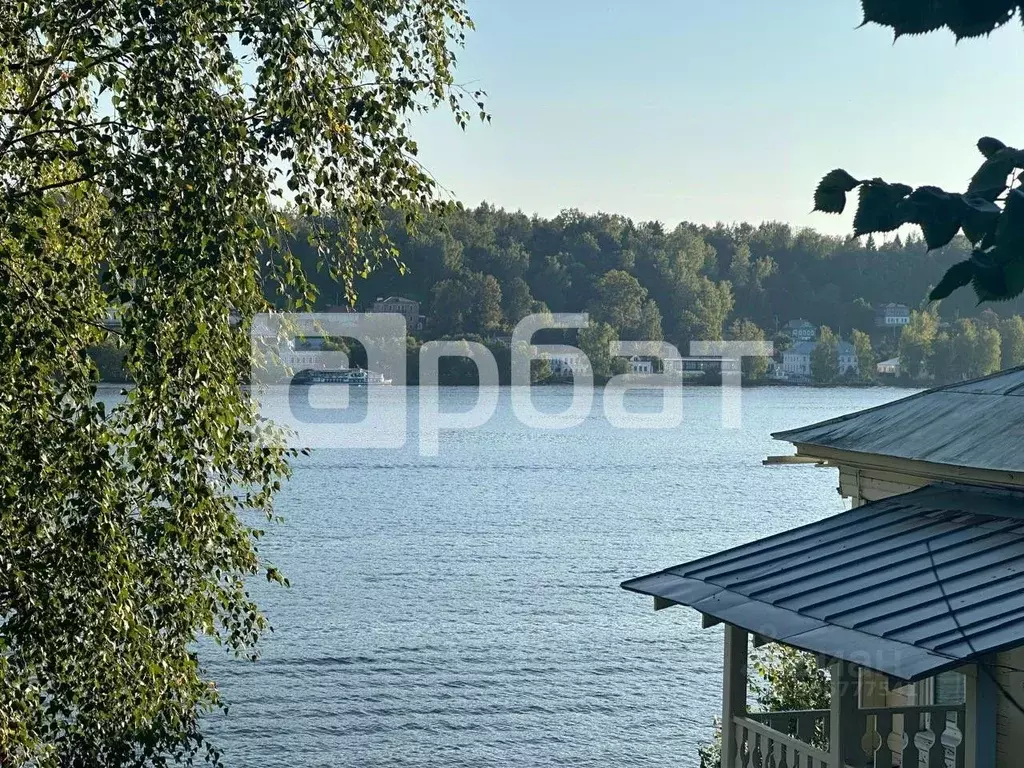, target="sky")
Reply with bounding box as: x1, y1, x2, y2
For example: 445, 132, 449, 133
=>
412, 0, 1024, 235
